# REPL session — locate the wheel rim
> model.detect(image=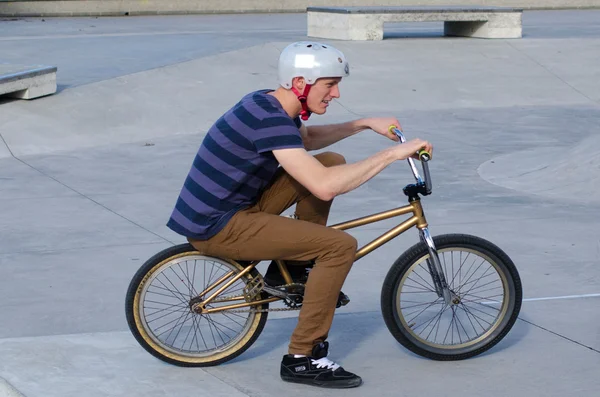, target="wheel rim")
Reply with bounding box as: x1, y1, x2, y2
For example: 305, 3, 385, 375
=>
395, 247, 511, 350
135, 254, 258, 359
